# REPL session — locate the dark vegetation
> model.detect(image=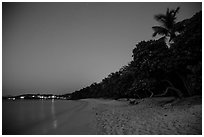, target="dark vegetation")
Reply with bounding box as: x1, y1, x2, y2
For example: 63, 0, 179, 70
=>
70, 9, 202, 100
